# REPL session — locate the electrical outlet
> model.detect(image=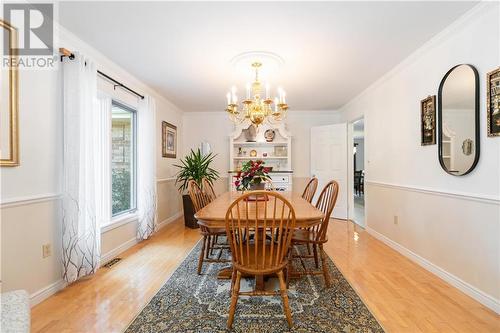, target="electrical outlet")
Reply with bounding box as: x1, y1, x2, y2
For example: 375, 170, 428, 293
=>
42, 244, 52, 258
393, 215, 399, 225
